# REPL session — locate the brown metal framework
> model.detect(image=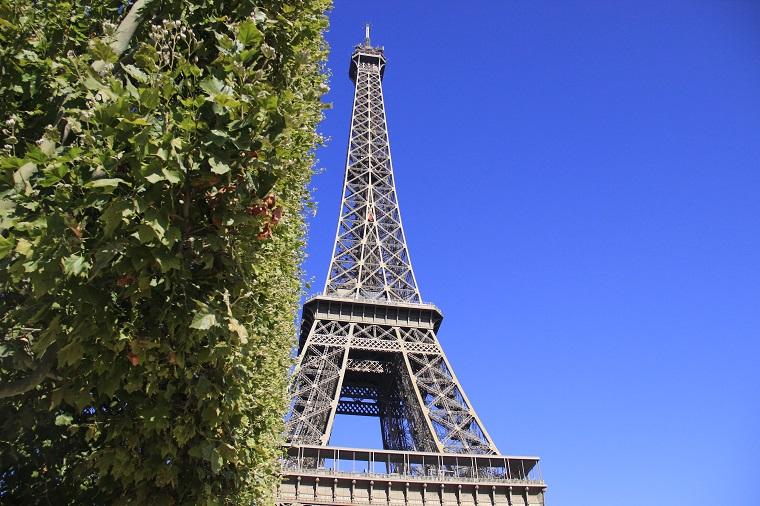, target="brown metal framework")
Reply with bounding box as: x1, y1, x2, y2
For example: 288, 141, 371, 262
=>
280, 27, 545, 505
